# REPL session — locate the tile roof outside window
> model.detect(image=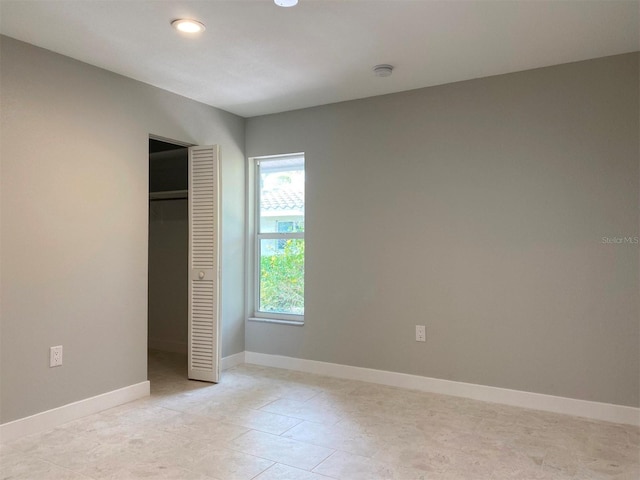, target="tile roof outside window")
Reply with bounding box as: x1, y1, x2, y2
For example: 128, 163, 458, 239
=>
261, 187, 304, 211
